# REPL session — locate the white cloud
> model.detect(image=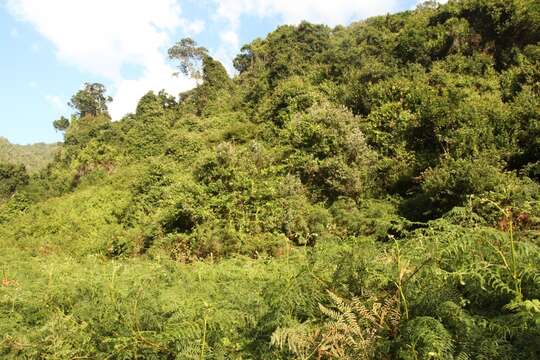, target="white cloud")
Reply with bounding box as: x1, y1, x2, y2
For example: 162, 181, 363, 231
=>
29, 81, 37, 88
7, 0, 203, 119
111, 61, 197, 120
45, 95, 67, 113
214, 0, 401, 28
180, 18, 206, 34
213, 29, 240, 74
221, 30, 239, 49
